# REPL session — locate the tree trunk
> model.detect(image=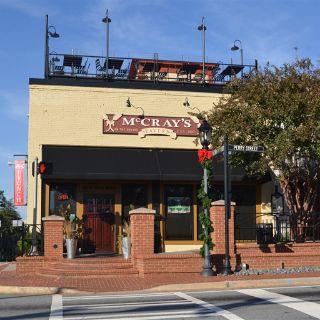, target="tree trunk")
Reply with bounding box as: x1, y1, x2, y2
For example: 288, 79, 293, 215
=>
280, 176, 318, 241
